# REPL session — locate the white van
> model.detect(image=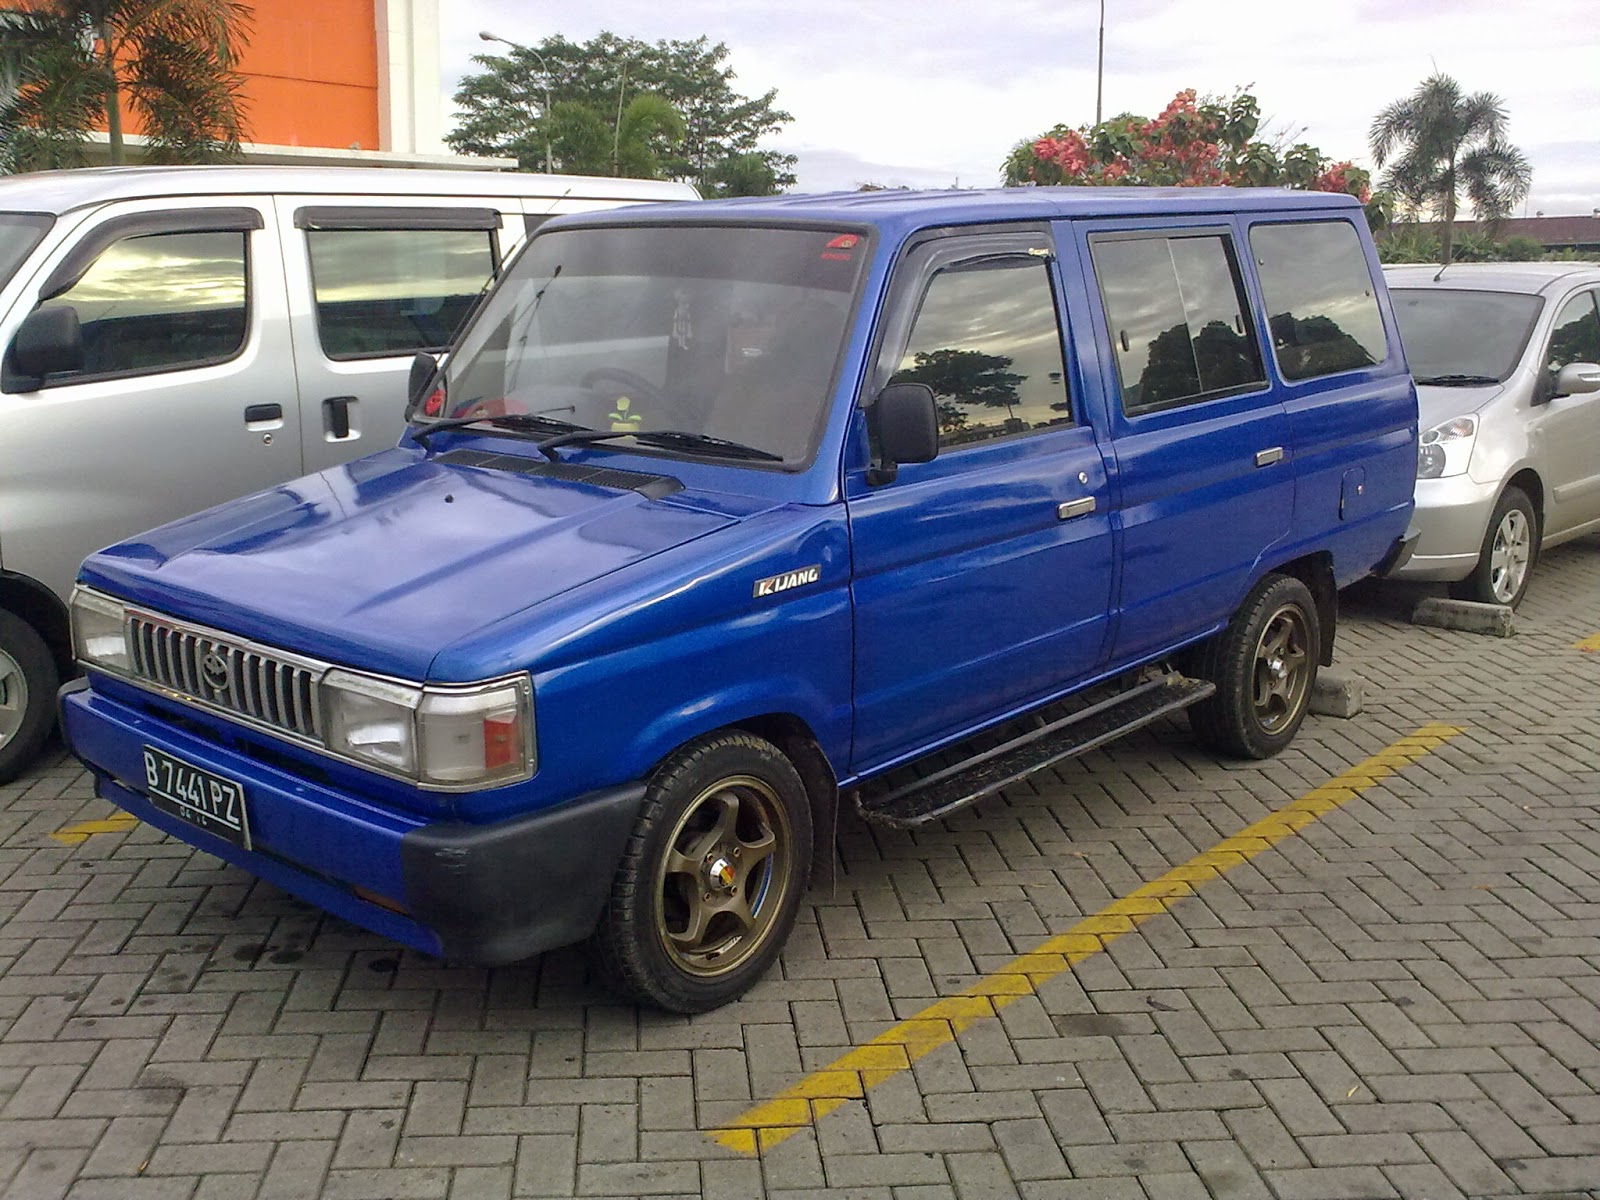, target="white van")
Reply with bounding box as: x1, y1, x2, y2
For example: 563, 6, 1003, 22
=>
0, 165, 697, 779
